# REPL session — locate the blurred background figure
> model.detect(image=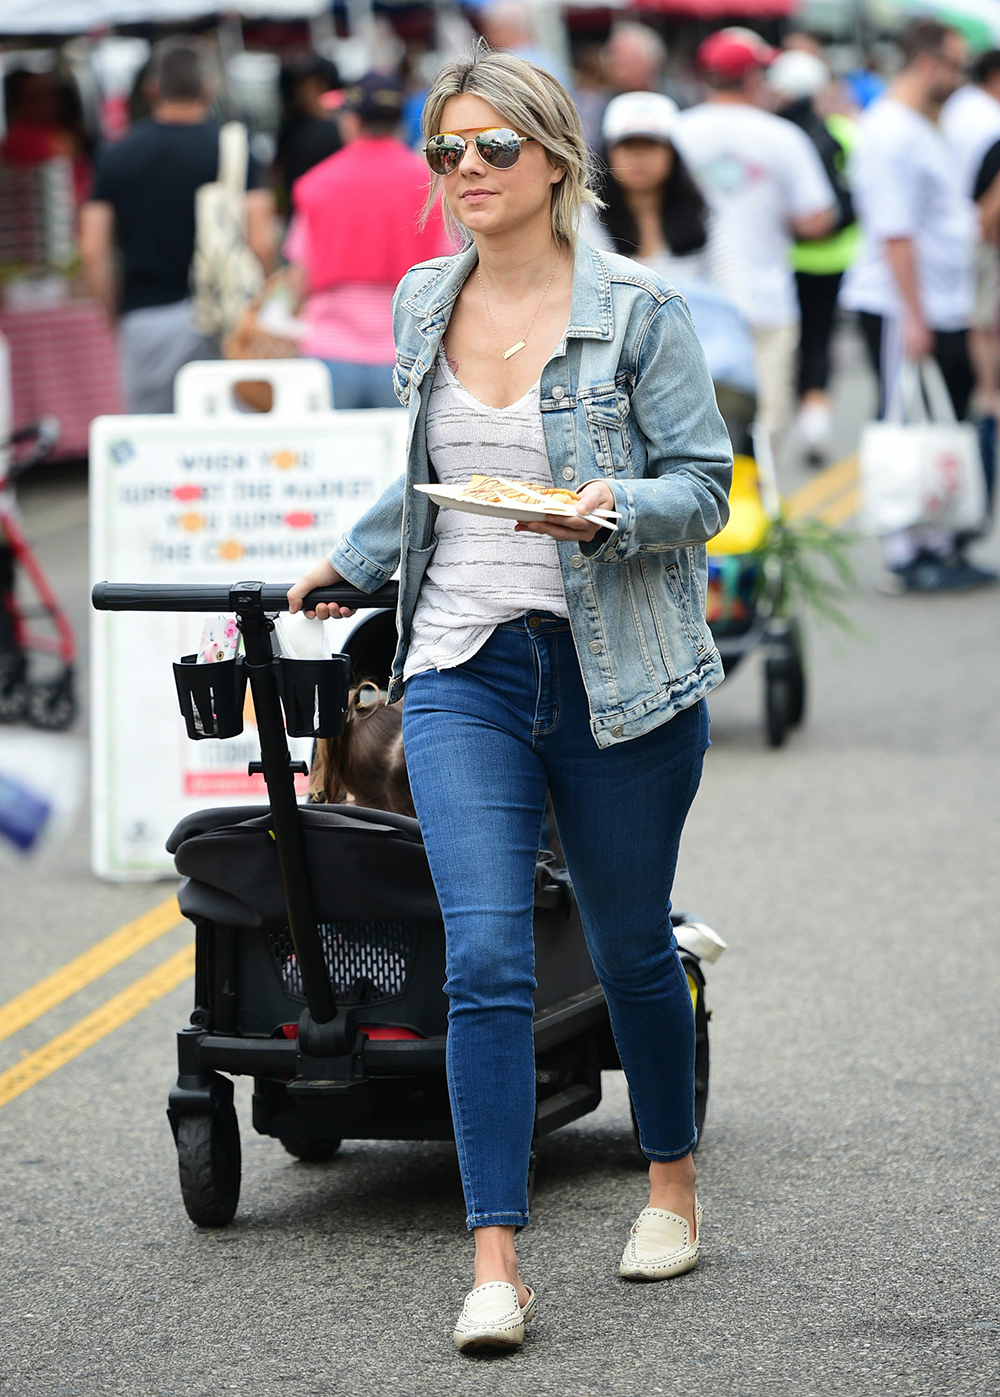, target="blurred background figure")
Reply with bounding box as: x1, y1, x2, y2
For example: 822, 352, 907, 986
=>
592, 90, 736, 295
284, 73, 450, 410
589, 89, 753, 448
571, 43, 609, 153
673, 28, 836, 446
601, 20, 693, 114
842, 21, 992, 592
941, 49, 1000, 199
767, 48, 859, 465
274, 53, 342, 209
78, 37, 275, 415
941, 51, 1000, 434
604, 21, 668, 98
1, 66, 92, 206
478, 0, 570, 88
